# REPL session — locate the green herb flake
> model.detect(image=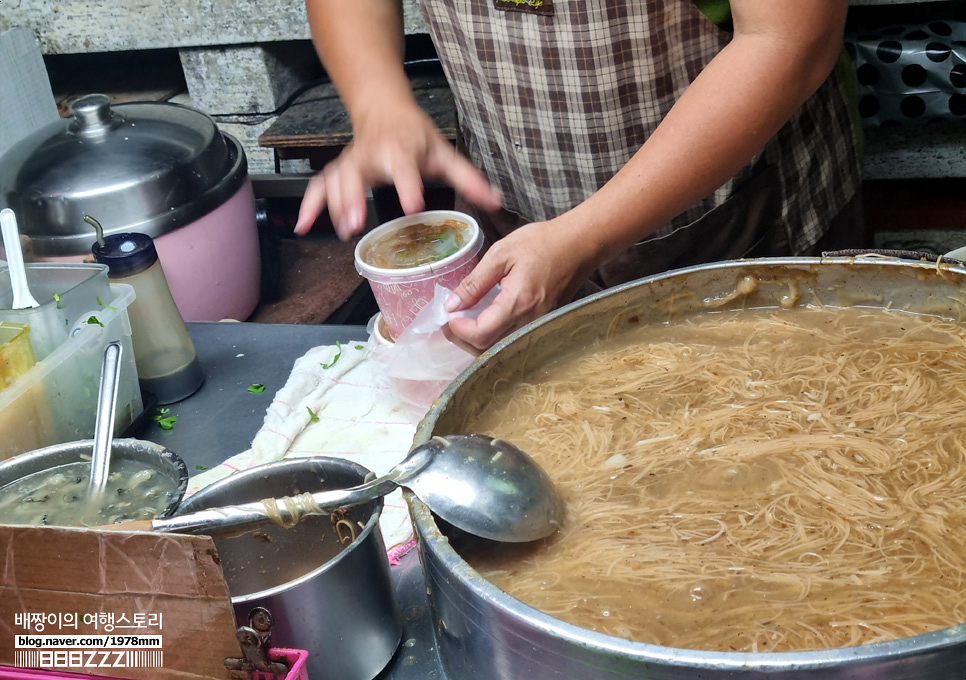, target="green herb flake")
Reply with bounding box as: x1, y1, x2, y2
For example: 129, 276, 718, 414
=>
321, 341, 343, 369
96, 296, 117, 310
86, 315, 104, 327
195, 464, 209, 471
306, 407, 320, 423
151, 408, 177, 430
248, 383, 266, 394
53, 292, 65, 309
354, 344, 364, 350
